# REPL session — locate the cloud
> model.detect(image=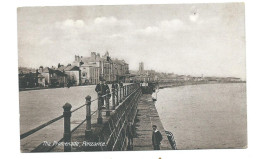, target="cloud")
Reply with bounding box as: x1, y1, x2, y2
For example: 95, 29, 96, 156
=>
110, 33, 126, 39
54, 17, 189, 43
93, 16, 133, 28
189, 14, 199, 22
160, 19, 185, 30
18, 5, 246, 79
94, 16, 117, 24
136, 18, 187, 38
61, 19, 85, 28
55, 17, 134, 38
189, 6, 199, 22
142, 26, 160, 34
